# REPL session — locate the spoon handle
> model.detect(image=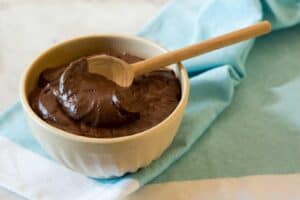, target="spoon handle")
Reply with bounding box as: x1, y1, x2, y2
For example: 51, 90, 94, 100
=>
131, 21, 272, 75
